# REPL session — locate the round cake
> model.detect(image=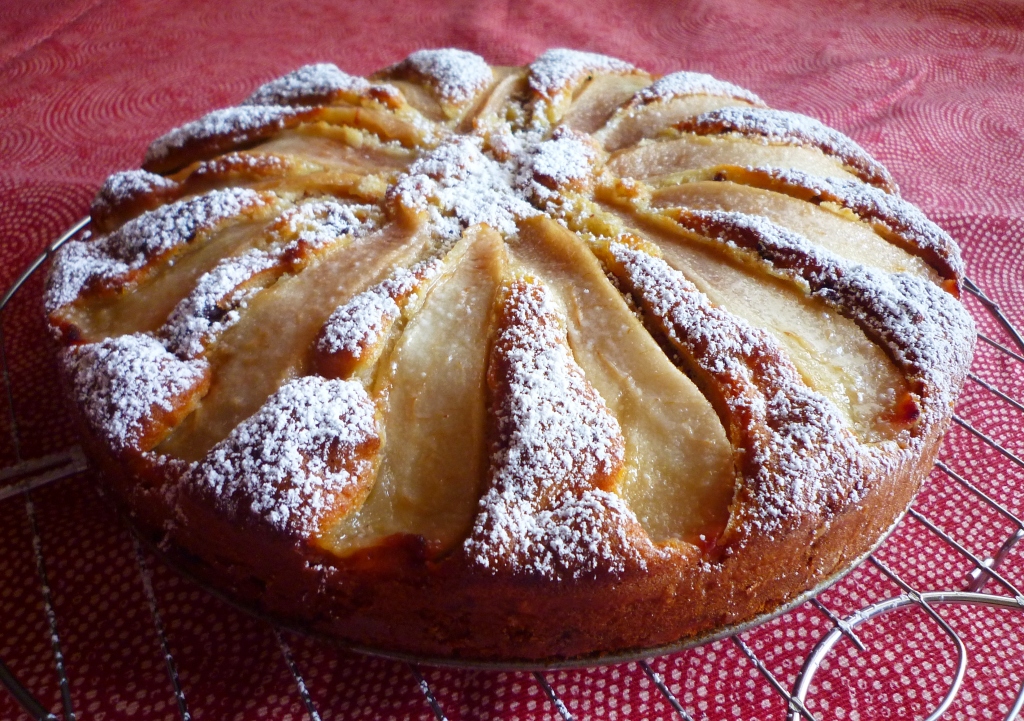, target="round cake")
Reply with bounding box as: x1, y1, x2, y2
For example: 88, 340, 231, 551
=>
45, 48, 975, 664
